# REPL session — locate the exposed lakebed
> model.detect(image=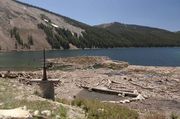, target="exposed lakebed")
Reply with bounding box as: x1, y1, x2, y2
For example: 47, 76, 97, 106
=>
0, 56, 179, 117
